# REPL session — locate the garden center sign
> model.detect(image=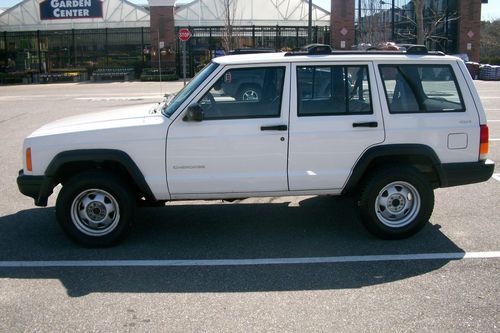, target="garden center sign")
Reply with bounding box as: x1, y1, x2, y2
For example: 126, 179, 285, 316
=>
40, 0, 103, 20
